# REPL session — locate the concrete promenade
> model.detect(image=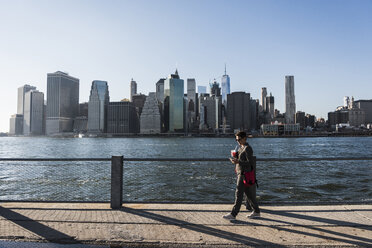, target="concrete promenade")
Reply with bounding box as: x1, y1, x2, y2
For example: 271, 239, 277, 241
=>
0, 202, 371, 247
